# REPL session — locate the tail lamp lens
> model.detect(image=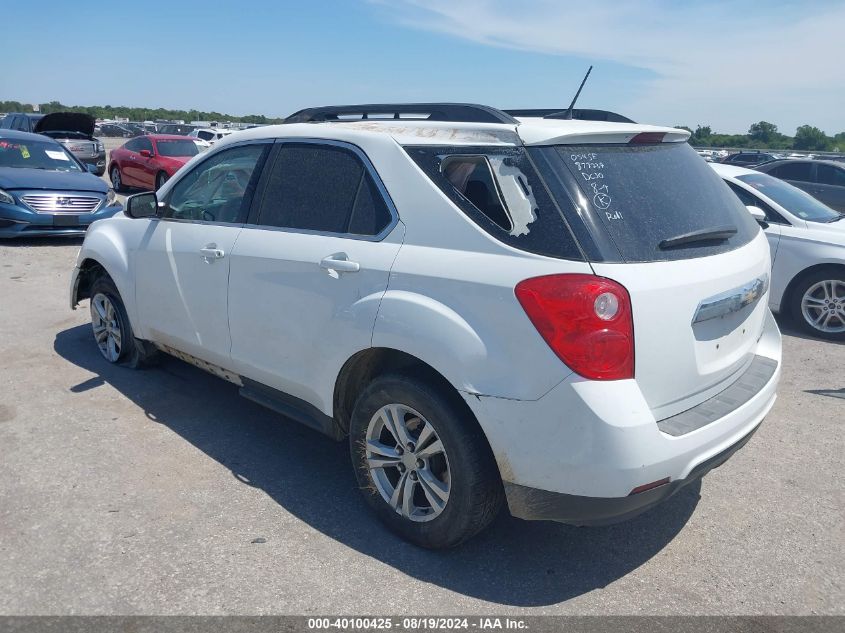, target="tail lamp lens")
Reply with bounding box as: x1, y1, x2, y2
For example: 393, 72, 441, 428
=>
515, 274, 634, 380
